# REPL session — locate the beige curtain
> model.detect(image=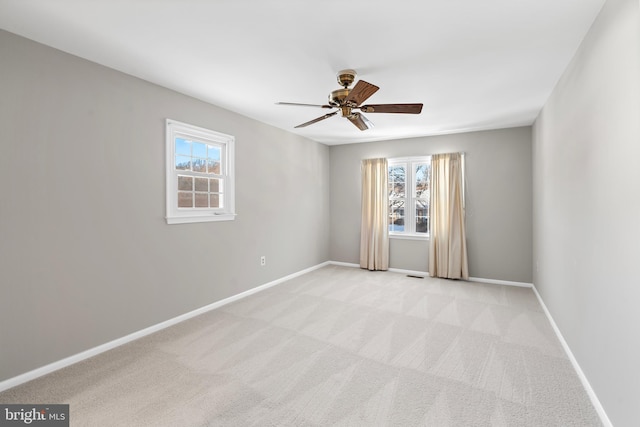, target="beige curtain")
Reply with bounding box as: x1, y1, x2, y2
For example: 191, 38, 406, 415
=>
429, 153, 469, 279
360, 158, 389, 271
